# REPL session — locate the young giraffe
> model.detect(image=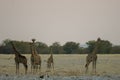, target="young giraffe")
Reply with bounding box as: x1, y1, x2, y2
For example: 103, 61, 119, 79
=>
30, 42, 35, 73
30, 39, 41, 73
10, 41, 28, 74
47, 47, 54, 71
85, 38, 101, 73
